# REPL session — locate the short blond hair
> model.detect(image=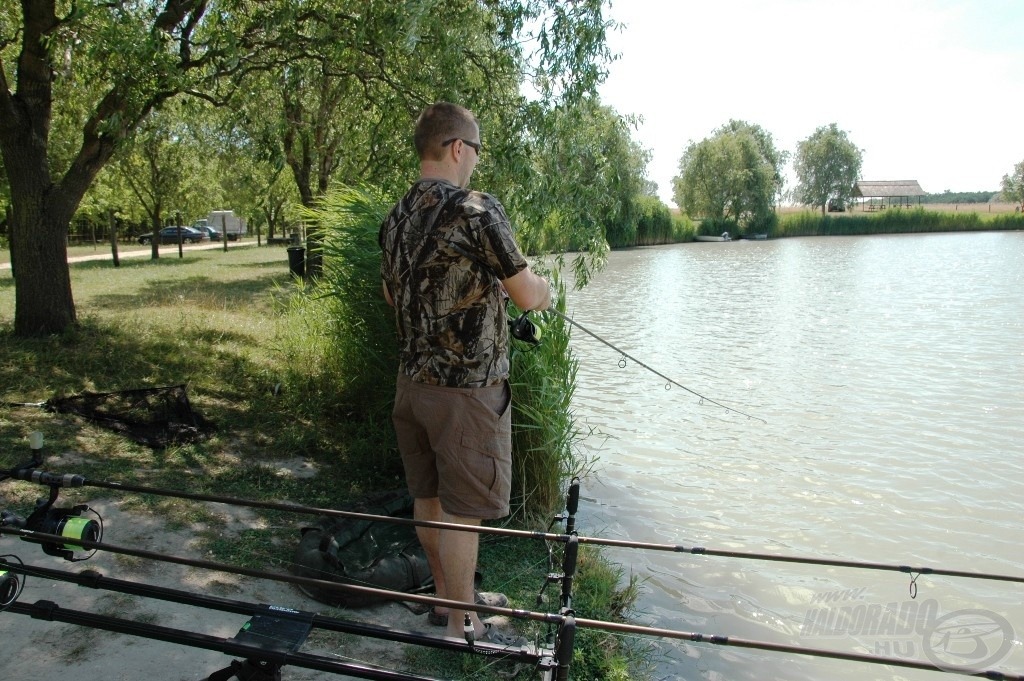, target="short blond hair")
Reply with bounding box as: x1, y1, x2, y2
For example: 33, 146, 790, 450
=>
414, 102, 478, 161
